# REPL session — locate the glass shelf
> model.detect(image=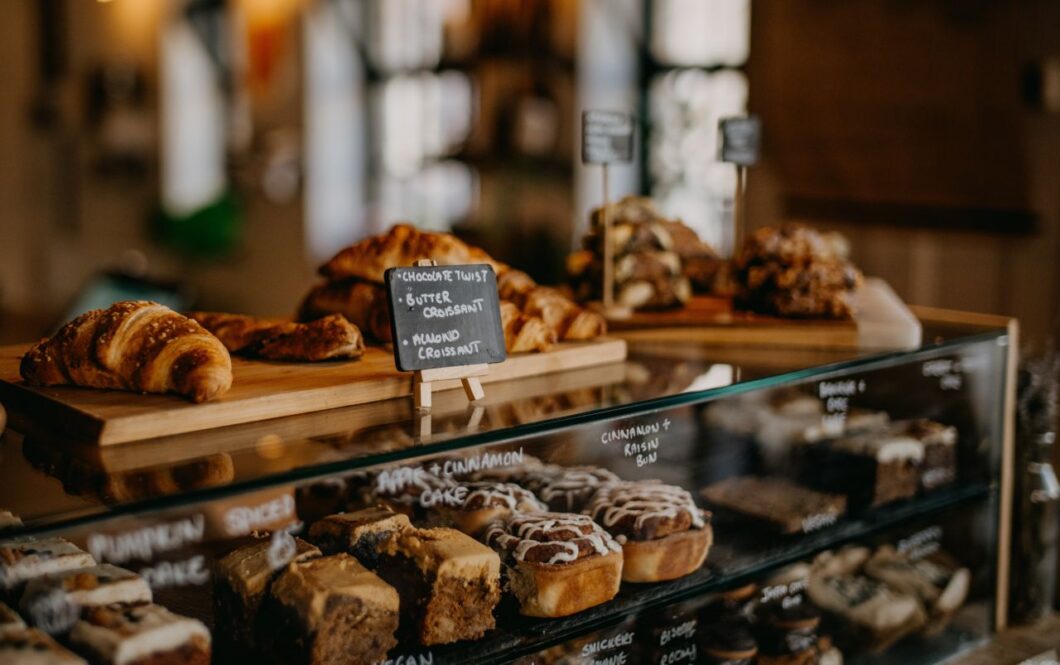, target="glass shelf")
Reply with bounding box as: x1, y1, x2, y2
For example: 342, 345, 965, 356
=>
0, 320, 1008, 537
390, 485, 994, 664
